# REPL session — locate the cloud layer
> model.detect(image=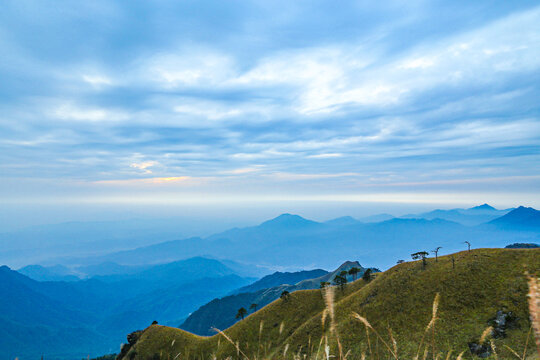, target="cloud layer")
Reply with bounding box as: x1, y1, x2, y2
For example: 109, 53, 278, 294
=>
1, 0, 539, 207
